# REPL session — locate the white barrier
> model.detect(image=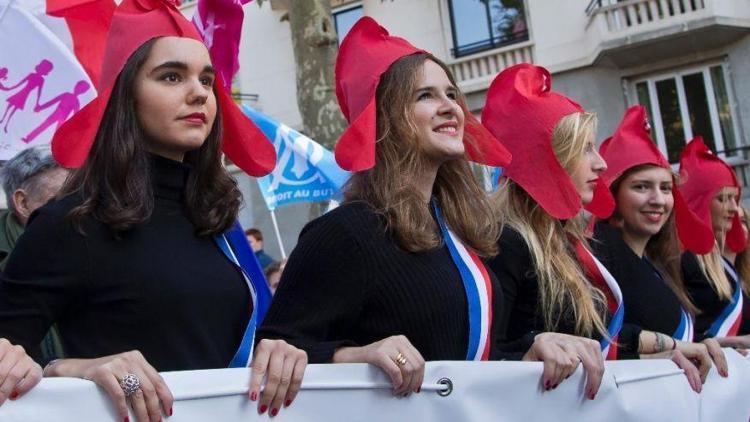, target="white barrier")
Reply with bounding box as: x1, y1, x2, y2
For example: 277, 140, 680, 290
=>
1, 350, 748, 421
